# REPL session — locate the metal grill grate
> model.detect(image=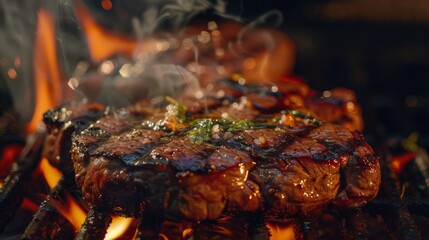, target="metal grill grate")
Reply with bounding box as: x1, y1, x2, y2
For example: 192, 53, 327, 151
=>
1, 130, 429, 239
